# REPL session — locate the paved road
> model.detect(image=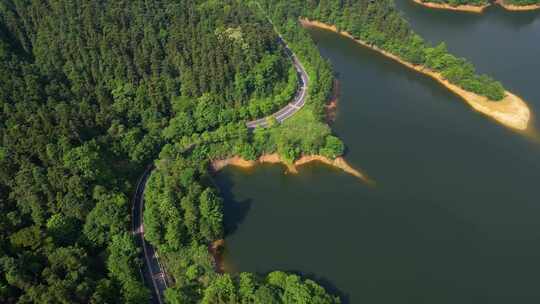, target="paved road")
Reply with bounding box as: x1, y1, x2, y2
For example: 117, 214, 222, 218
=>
131, 166, 168, 304
131, 15, 309, 304
246, 36, 309, 129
